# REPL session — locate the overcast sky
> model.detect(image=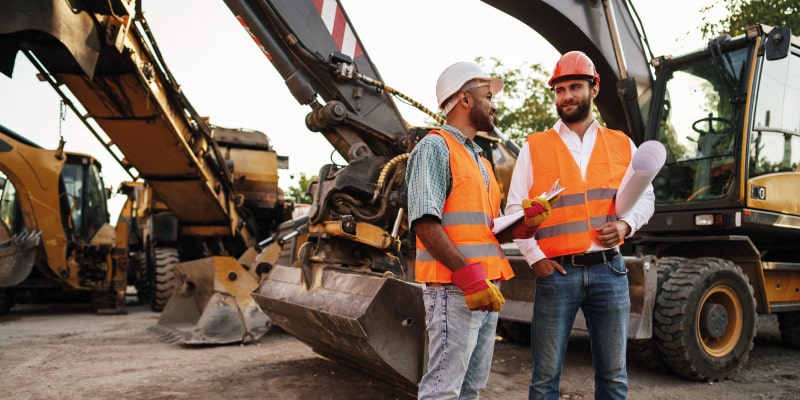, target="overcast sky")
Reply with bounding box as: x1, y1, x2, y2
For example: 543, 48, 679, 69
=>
0, 0, 720, 214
